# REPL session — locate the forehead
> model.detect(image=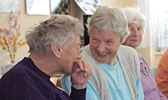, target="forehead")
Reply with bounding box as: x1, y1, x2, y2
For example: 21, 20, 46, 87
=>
128, 21, 142, 27
90, 28, 120, 39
